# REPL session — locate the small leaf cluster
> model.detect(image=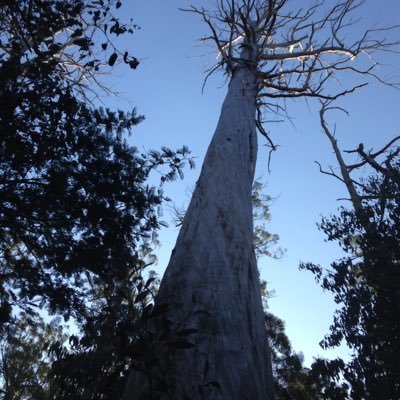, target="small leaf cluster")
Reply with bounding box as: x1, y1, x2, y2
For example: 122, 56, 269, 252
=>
0, 0, 139, 101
